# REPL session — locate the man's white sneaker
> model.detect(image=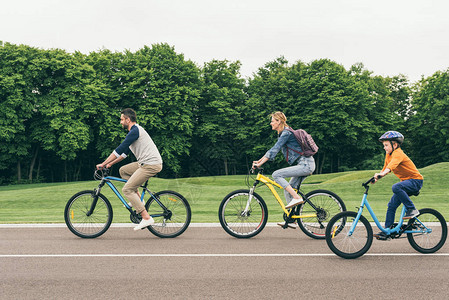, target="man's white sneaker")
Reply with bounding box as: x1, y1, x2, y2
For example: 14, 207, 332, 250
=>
134, 217, 155, 231
285, 198, 304, 209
